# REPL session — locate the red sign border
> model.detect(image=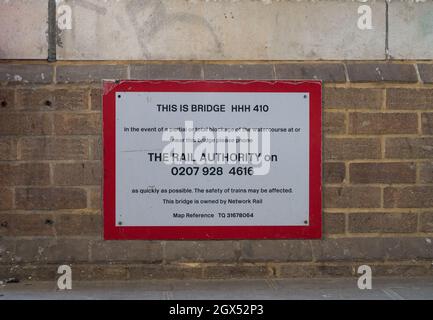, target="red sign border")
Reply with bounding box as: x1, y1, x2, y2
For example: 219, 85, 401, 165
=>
103, 80, 322, 240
